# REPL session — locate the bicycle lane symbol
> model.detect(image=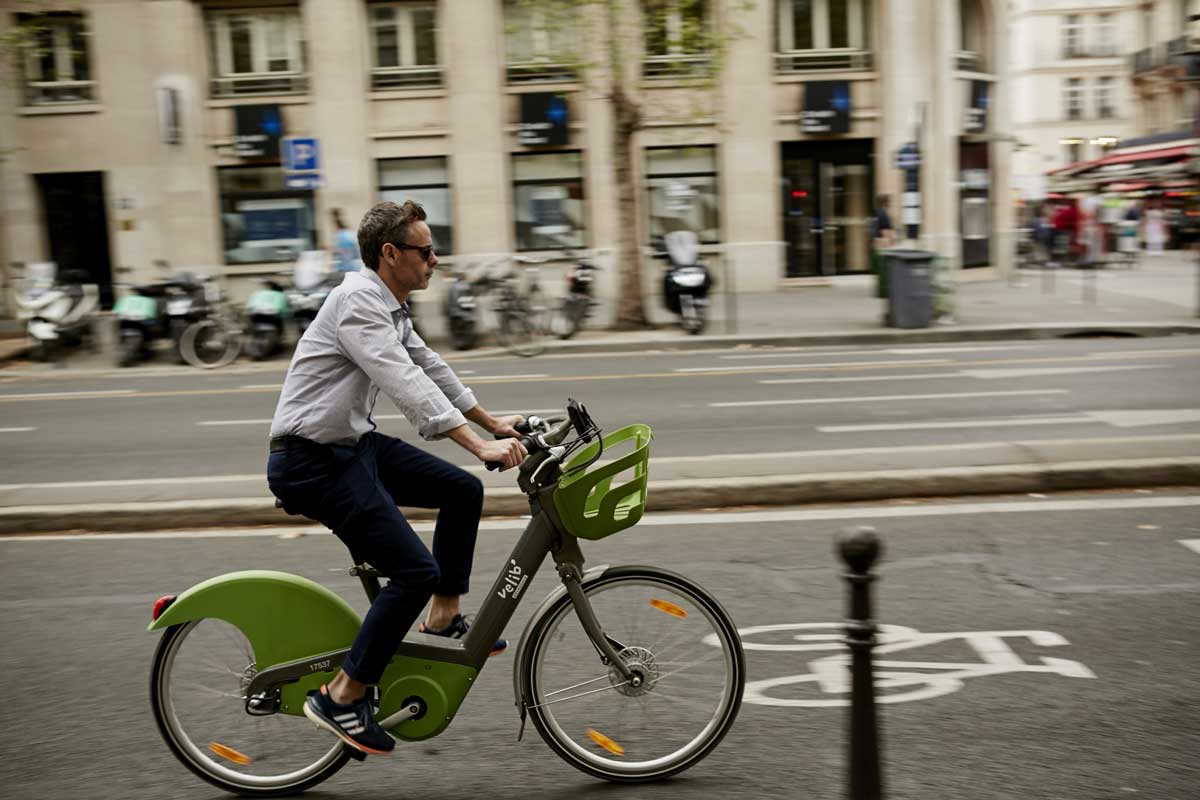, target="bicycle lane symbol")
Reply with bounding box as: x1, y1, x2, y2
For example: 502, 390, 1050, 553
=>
703, 623, 1097, 708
